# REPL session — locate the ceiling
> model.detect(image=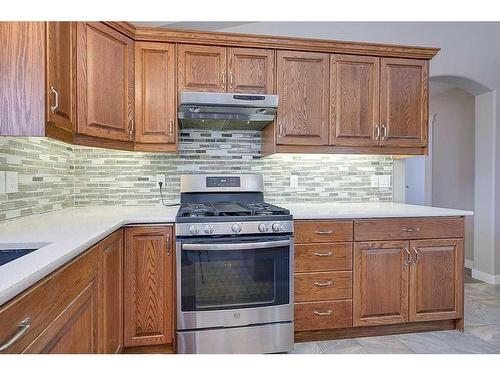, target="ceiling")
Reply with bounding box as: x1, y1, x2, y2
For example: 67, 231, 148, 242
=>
131, 21, 255, 31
